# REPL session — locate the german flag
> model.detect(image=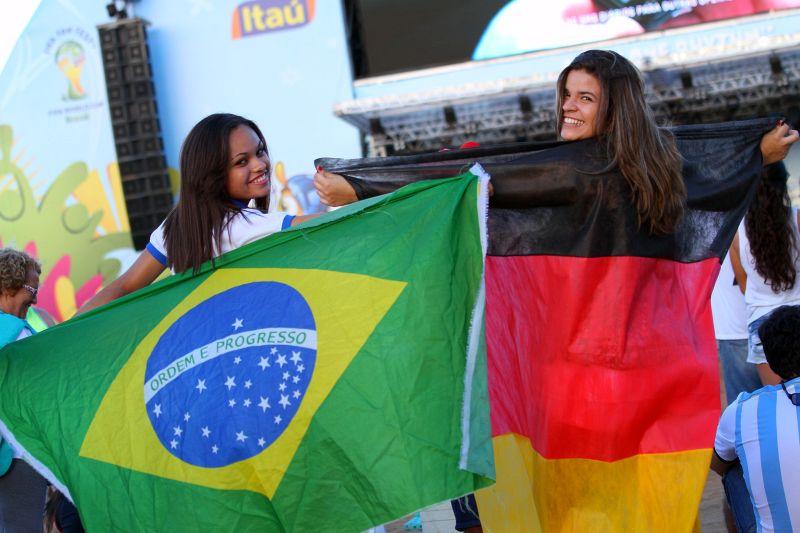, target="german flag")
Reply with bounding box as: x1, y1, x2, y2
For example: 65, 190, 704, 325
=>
318, 117, 773, 531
